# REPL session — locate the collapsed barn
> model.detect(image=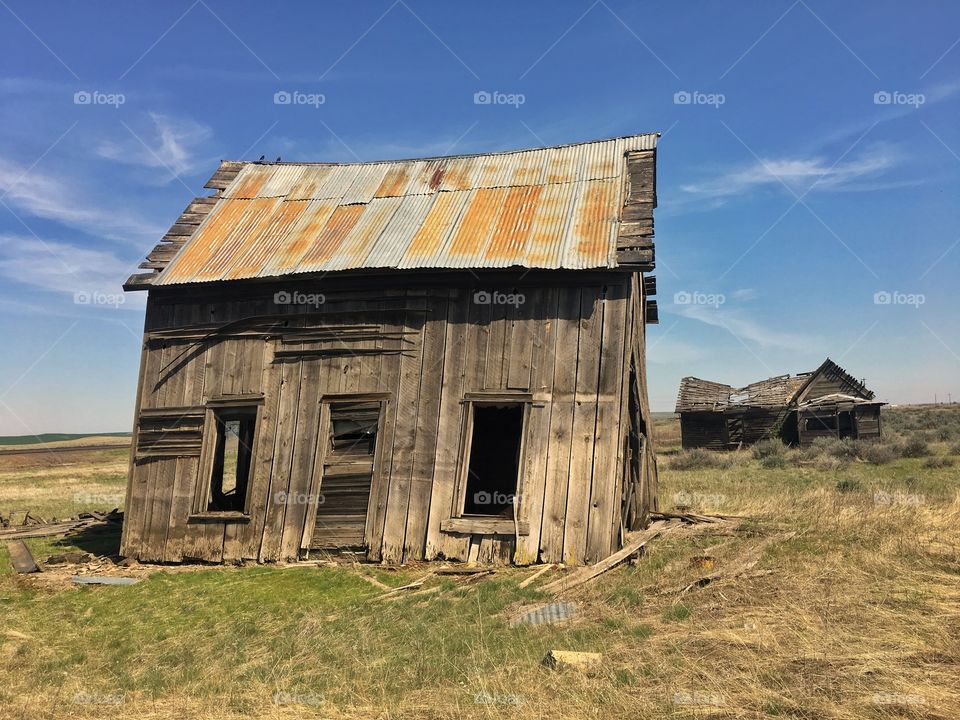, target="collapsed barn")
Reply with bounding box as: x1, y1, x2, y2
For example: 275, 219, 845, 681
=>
676, 359, 883, 449
120, 134, 662, 566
